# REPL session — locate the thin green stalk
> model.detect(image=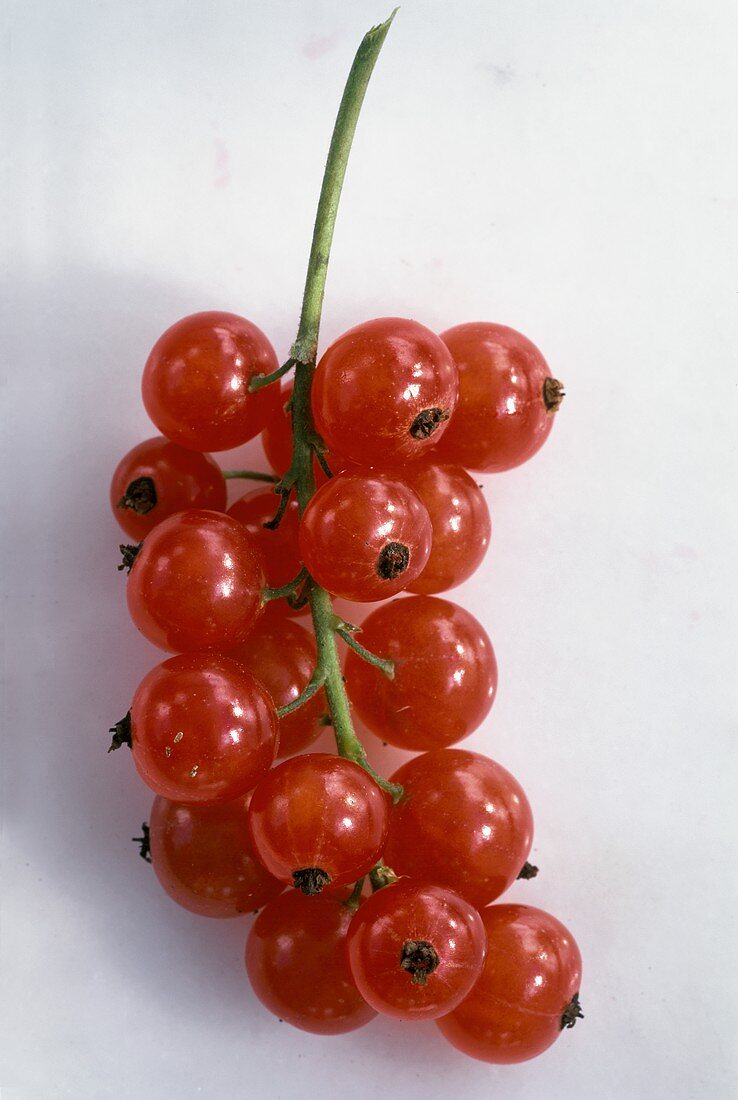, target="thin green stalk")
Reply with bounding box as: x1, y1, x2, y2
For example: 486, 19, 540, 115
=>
291, 9, 398, 366
274, 12, 402, 801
